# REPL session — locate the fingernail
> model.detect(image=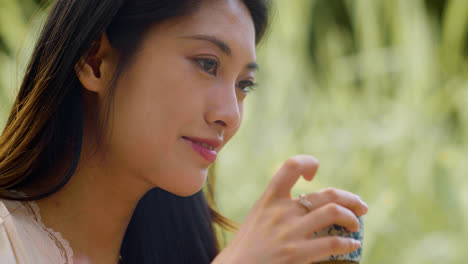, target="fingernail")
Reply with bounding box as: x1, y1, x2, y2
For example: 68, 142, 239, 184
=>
353, 239, 361, 248
361, 201, 368, 211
